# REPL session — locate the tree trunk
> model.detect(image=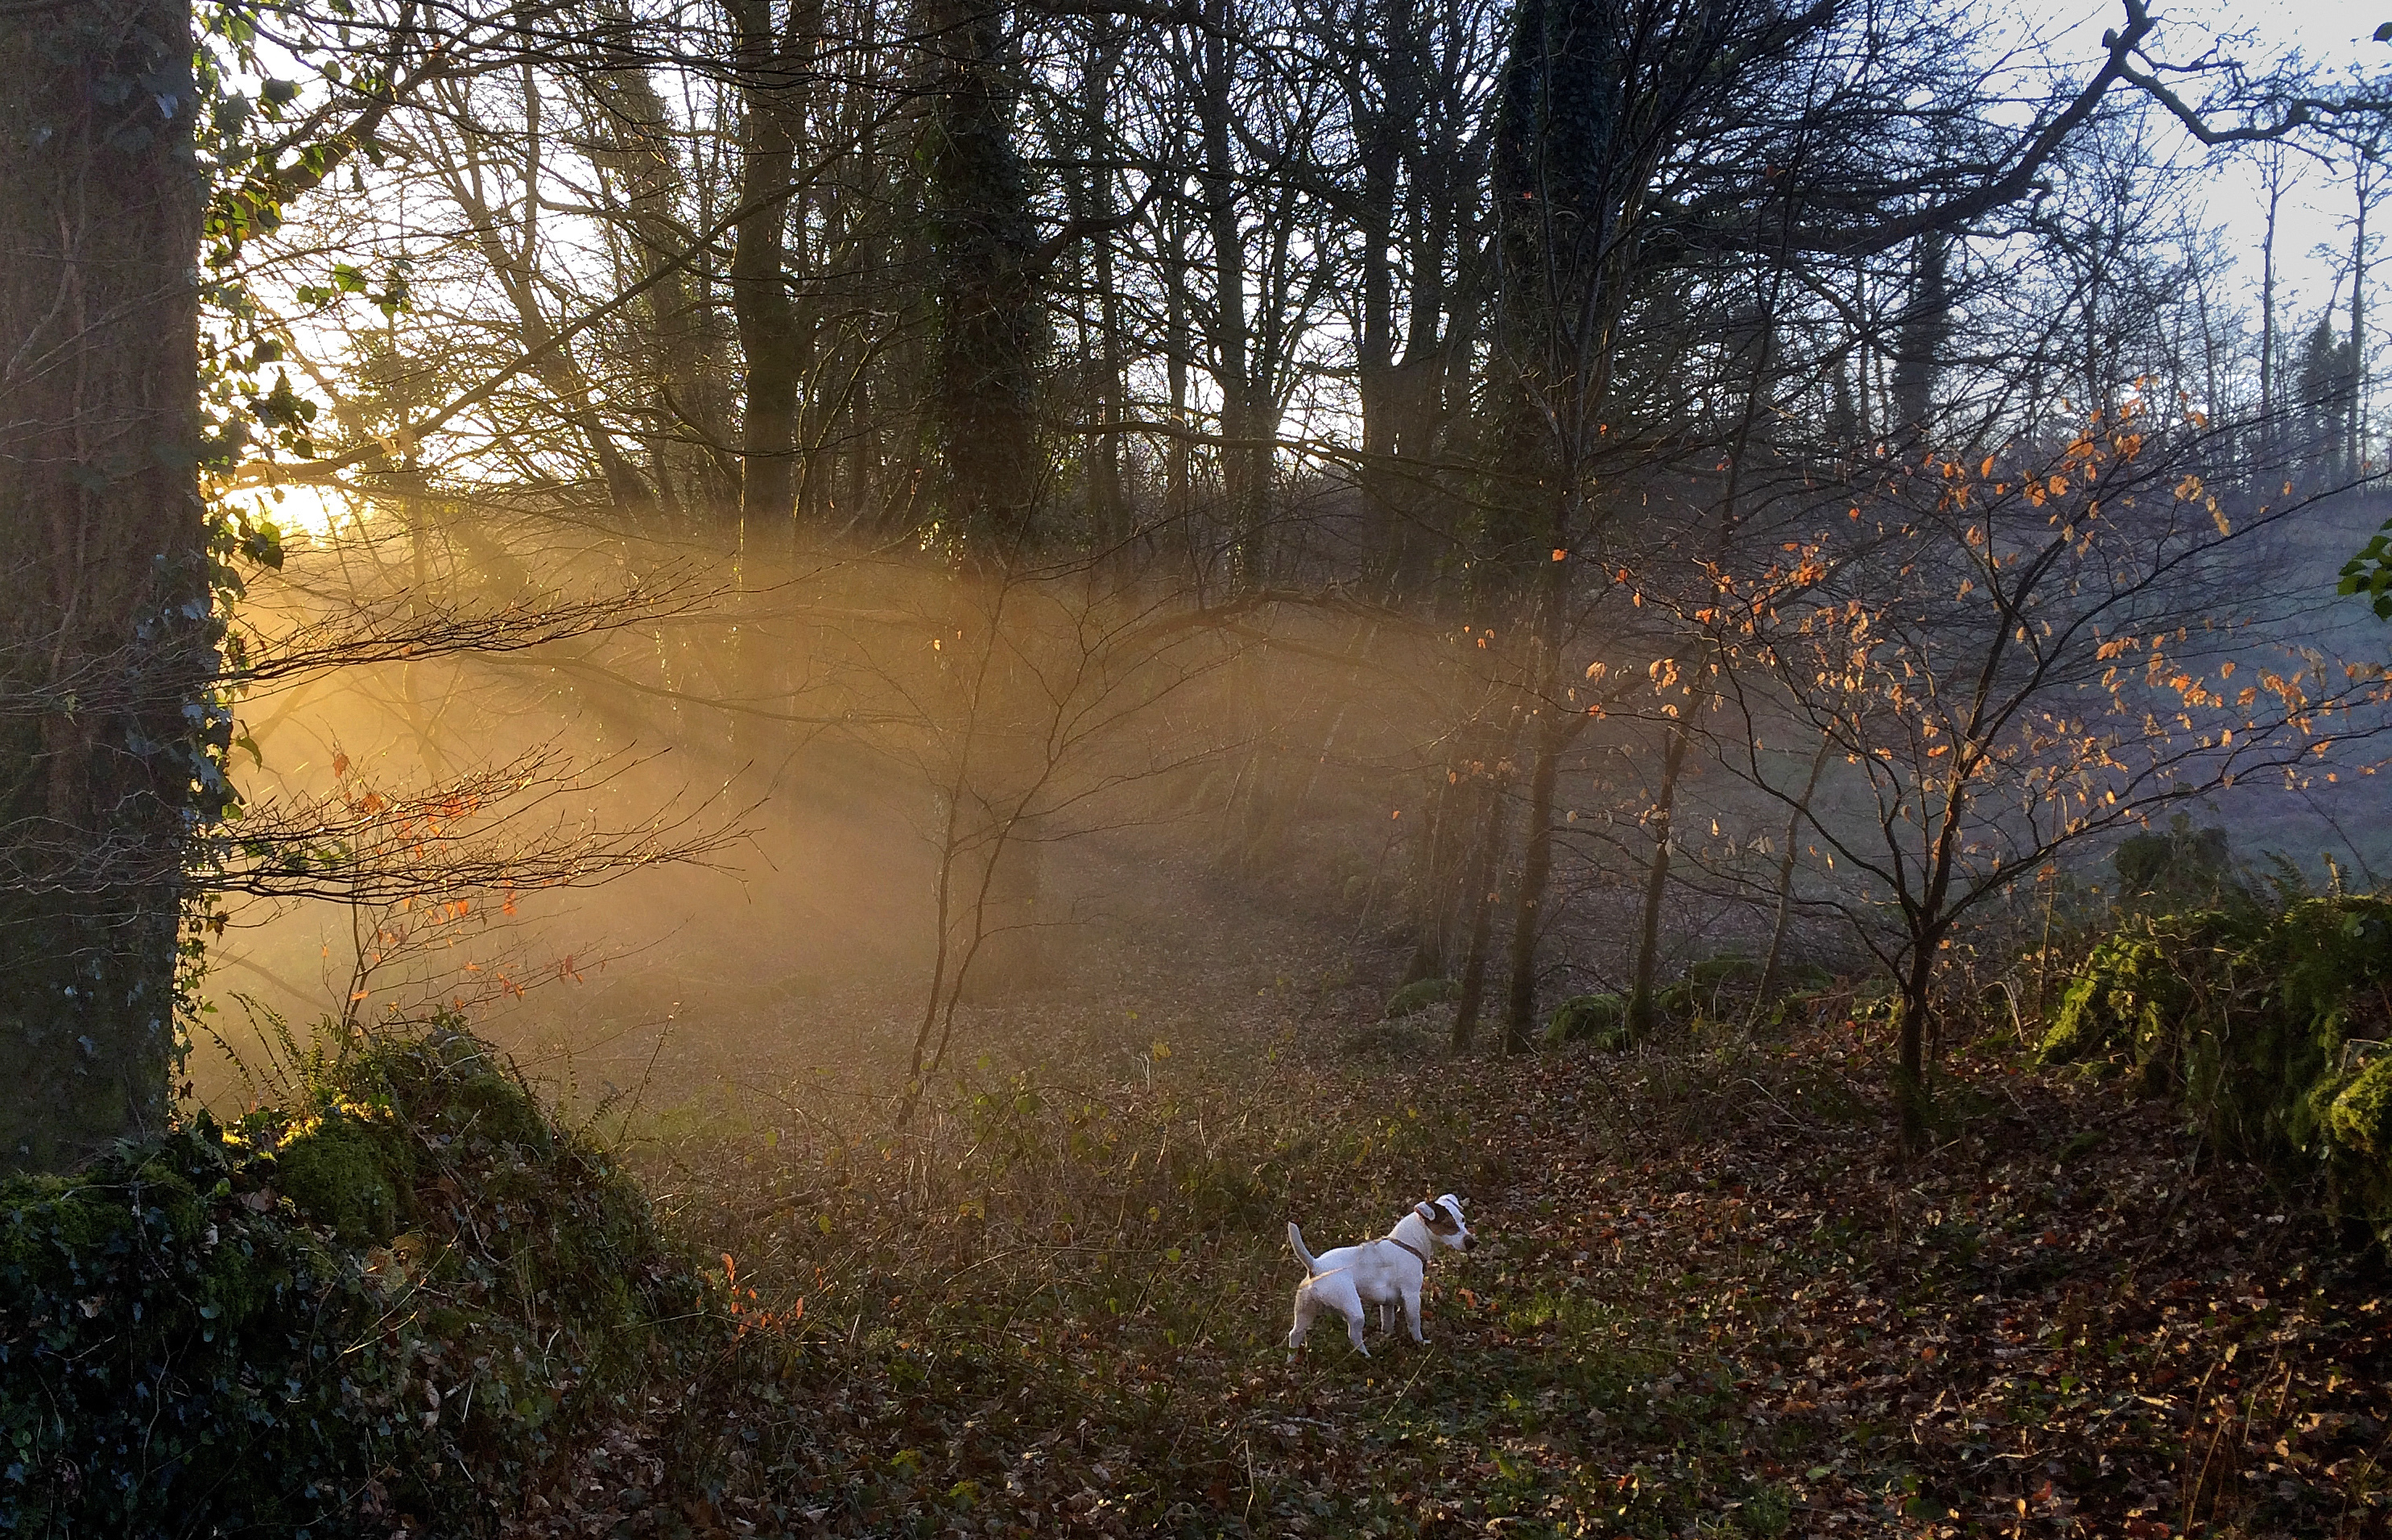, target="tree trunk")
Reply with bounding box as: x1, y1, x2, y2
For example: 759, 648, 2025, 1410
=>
1625, 724, 1690, 1038
1502, 554, 1581, 1054
1400, 762, 1465, 984
582, 8, 738, 513
2258, 144, 2290, 469
1754, 733, 1835, 1006
1889, 231, 1949, 441
1354, 66, 1406, 597
727, 0, 817, 535
1195, 0, 1265, 587
2350, 156, 2371, 477
1894, 936, 1937, 1153
0, 0, 205, 1171
926, 0, 1041, 555
1080, 31, 1127, 546
1164, 199, 1191, 546
1500, 702, 1561, 1055
1448, 759, 1516, 1055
